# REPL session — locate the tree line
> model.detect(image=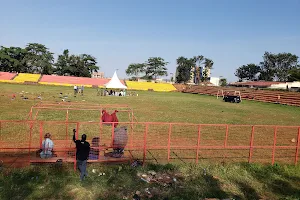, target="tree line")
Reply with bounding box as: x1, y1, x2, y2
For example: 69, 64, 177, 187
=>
235, 52, 300, 82
125, 55, 215, 84
0, 43, 99, 77
126, 57, 169, 80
